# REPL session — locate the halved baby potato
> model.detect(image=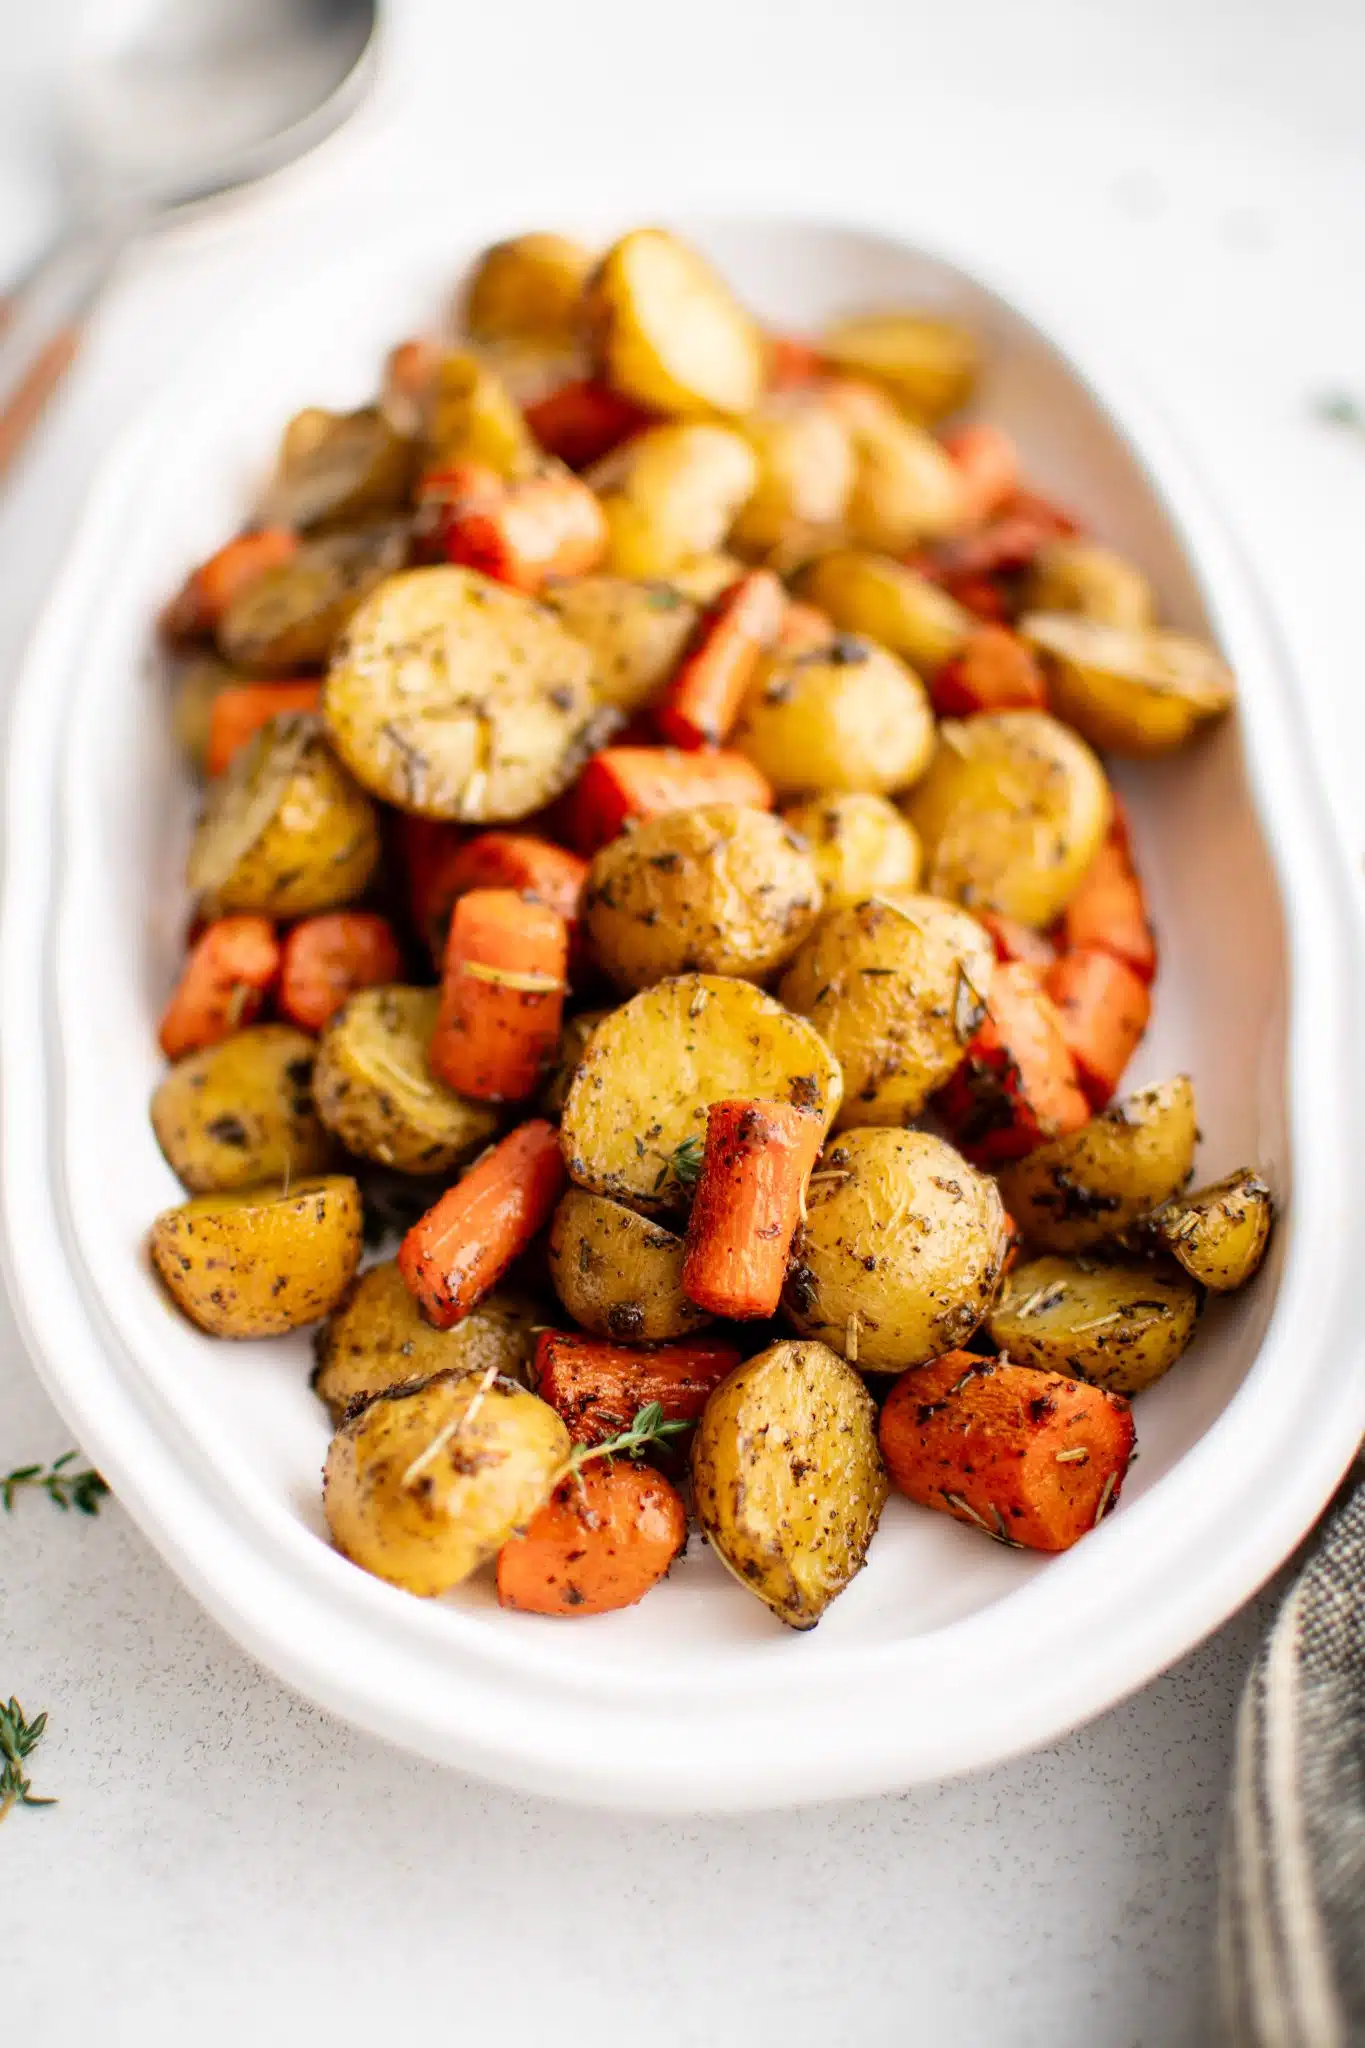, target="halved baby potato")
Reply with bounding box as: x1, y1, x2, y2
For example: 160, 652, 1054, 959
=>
586, 228, 765, 418
218, 526, 409, 674
591, 423, 758, 579
312, 985, 499, 1174
544, 575, 699, 715
464, 232, 595, 345
1145, 1168, 1274, 1292
1024, 541, 1156, 631
151, 1023, 333, 1194
780, 792, 922, 910
799, 548, 972, 674
730, 392, 855, 560
262, 406, 416, 533
171, 656, 239, 777
732, 637, 935, 799
312, 1260, 539, 1419
548, 1188, 713, 1342
997, 1076, 1198, 1253
986, 1253, 1199, 1396
820, 311, 980, 421
825, 380, 967, 549
1020, 613, 1235, 756
150, 1174, 364, 1337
